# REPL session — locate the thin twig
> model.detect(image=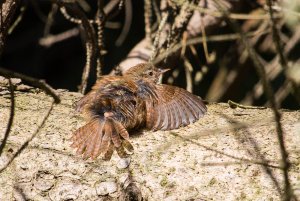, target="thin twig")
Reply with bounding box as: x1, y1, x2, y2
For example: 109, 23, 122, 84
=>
115, 0, 132, 46
144, 0, 152, 42
164, 0, 197, 50
0, 79, 15, 156
95, 0, 106, 78
57, 2, 98, 94
172, 0, 282, 20
8, 5, 26, 34
199, 161, 280, 169
0, 67, 60, 103
200, 12, 214, 63
270, 5, 300, 18
150, 12, 169, 61
81, 42, 92, 93
183, 57, 193, 93
228, 100, 267, 110
39, 27, 79, 47
59, 6, 82, 24
58, 2, 121, 28
154, 30, 270, 64
0, 100, 55, 174
43, 4, 58, 36
100, 0, 118, 16
152, 0, 161, 24
76, 0, 90, 12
